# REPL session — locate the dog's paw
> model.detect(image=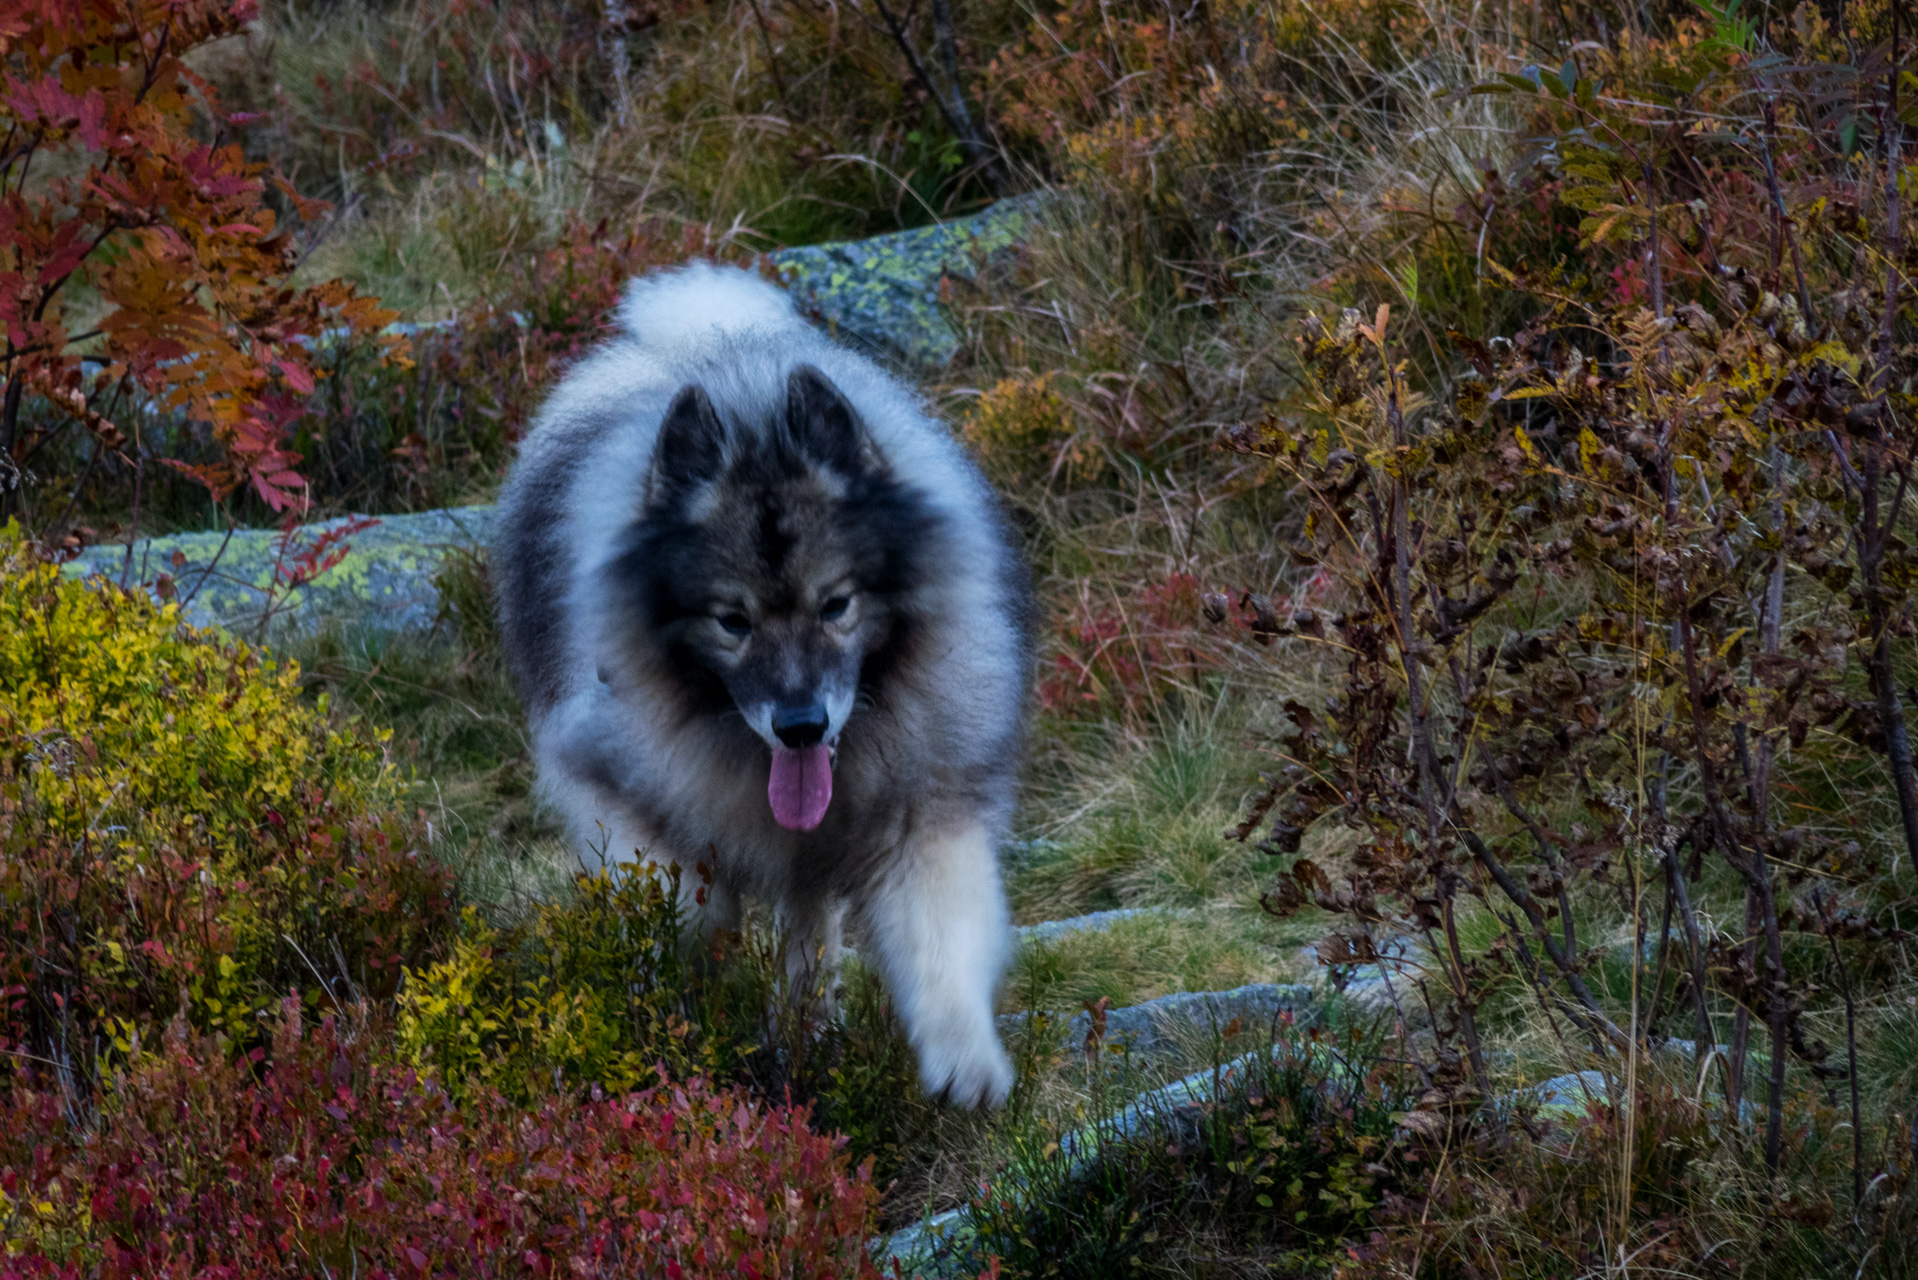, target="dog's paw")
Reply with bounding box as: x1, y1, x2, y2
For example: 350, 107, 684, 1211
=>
918, 1032, 1015, 1110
